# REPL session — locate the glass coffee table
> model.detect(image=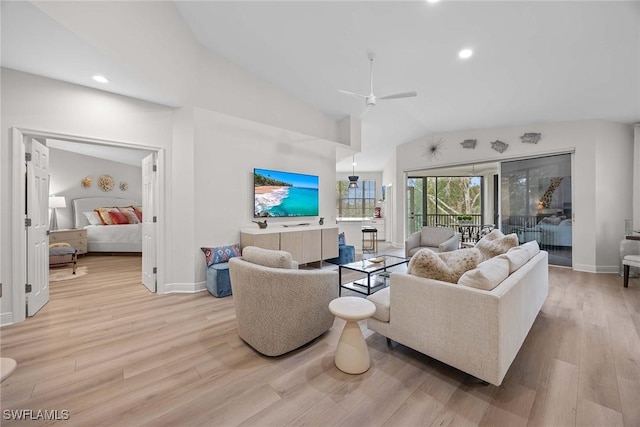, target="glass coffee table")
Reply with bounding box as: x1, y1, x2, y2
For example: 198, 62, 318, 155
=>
339, 255, 409, 296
